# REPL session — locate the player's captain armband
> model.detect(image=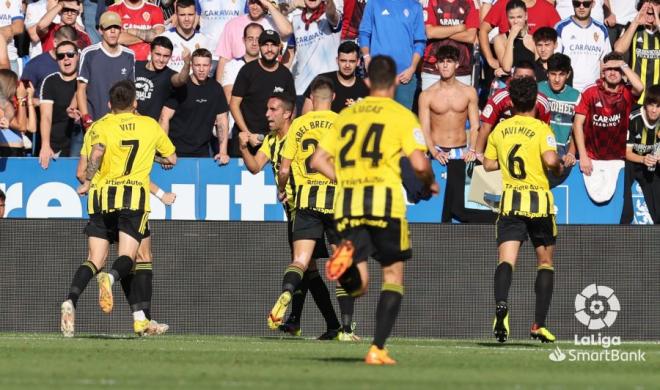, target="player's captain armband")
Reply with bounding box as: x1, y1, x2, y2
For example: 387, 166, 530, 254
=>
546, 135, 557, 148
413, 128, 426, 146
